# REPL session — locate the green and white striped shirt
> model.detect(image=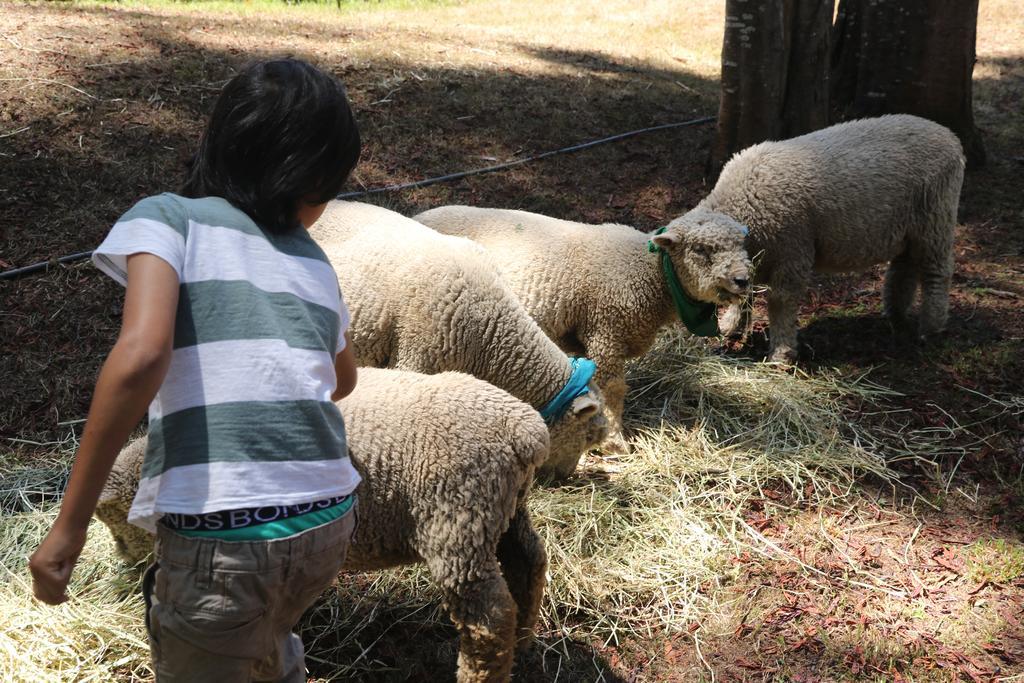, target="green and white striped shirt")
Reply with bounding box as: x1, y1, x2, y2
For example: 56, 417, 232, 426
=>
94, 193, 361, 532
